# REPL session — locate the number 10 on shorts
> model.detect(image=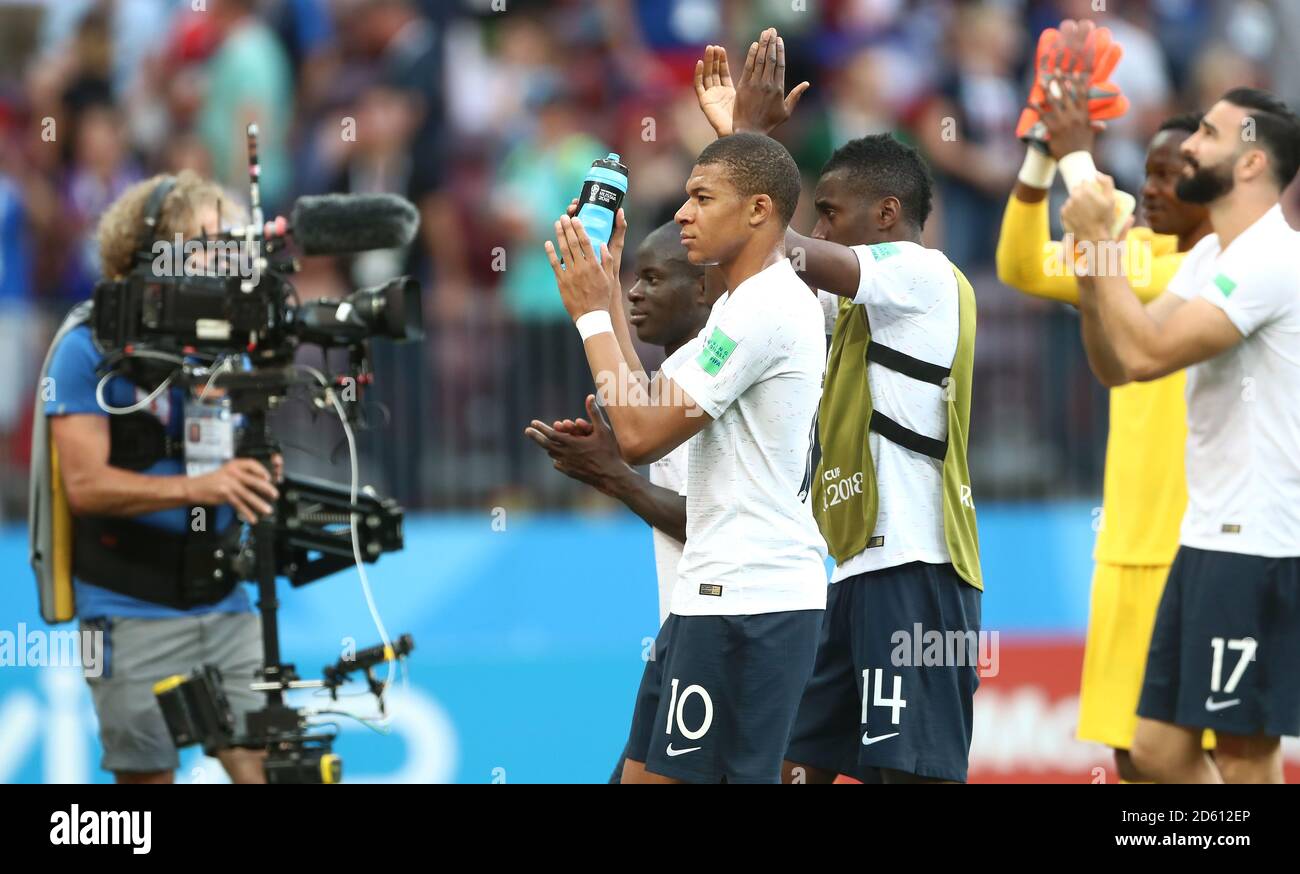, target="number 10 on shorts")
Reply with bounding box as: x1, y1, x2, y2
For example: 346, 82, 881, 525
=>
665, 678, 714, 739
861, 668, 907, 727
